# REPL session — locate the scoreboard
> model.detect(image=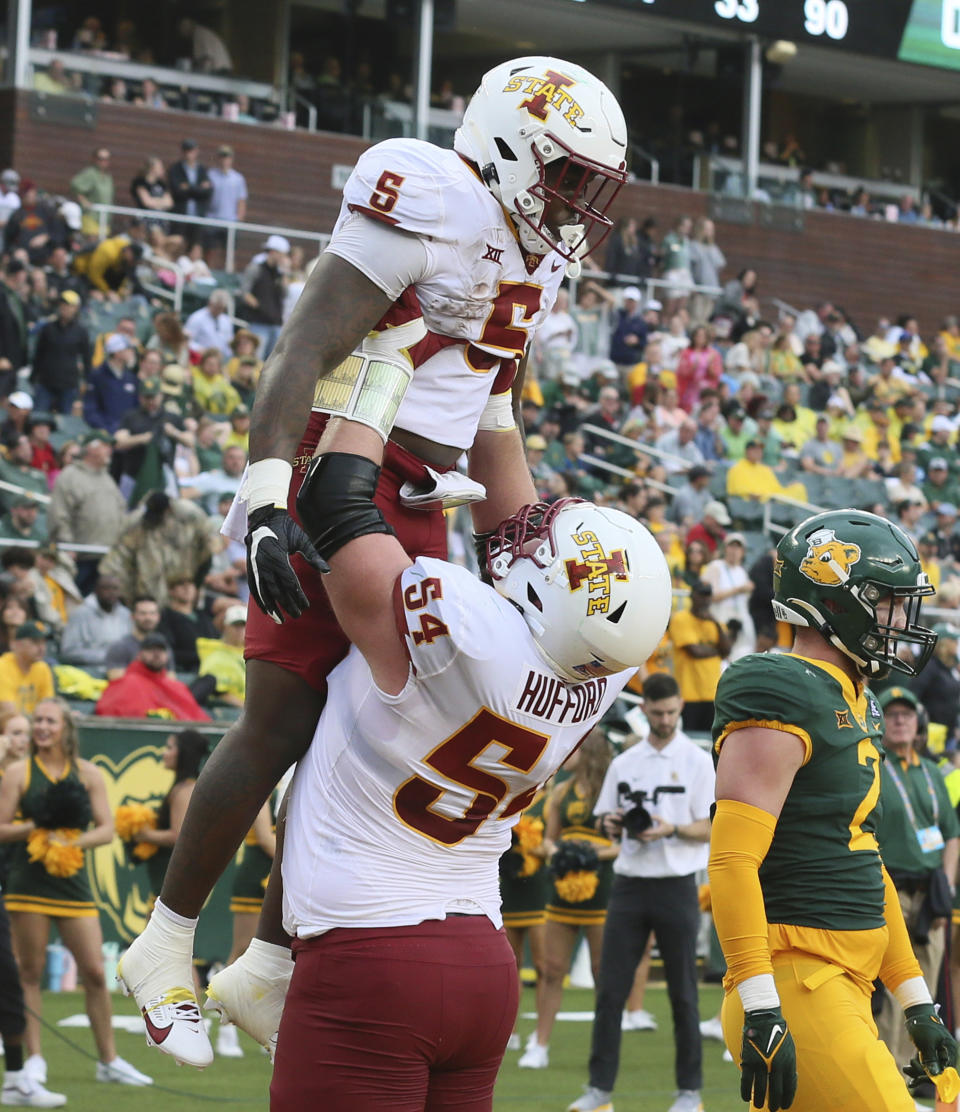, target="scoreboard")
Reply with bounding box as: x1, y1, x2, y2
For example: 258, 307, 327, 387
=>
595, 1, 960, 73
